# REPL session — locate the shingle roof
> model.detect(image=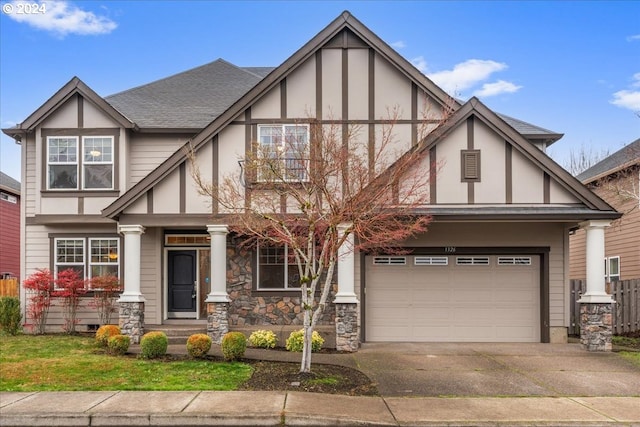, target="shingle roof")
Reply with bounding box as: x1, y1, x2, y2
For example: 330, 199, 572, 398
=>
577, 138, 640, 183
105, 59, 268, 129
497, 113, 562, 141
0, 171, 20, 194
